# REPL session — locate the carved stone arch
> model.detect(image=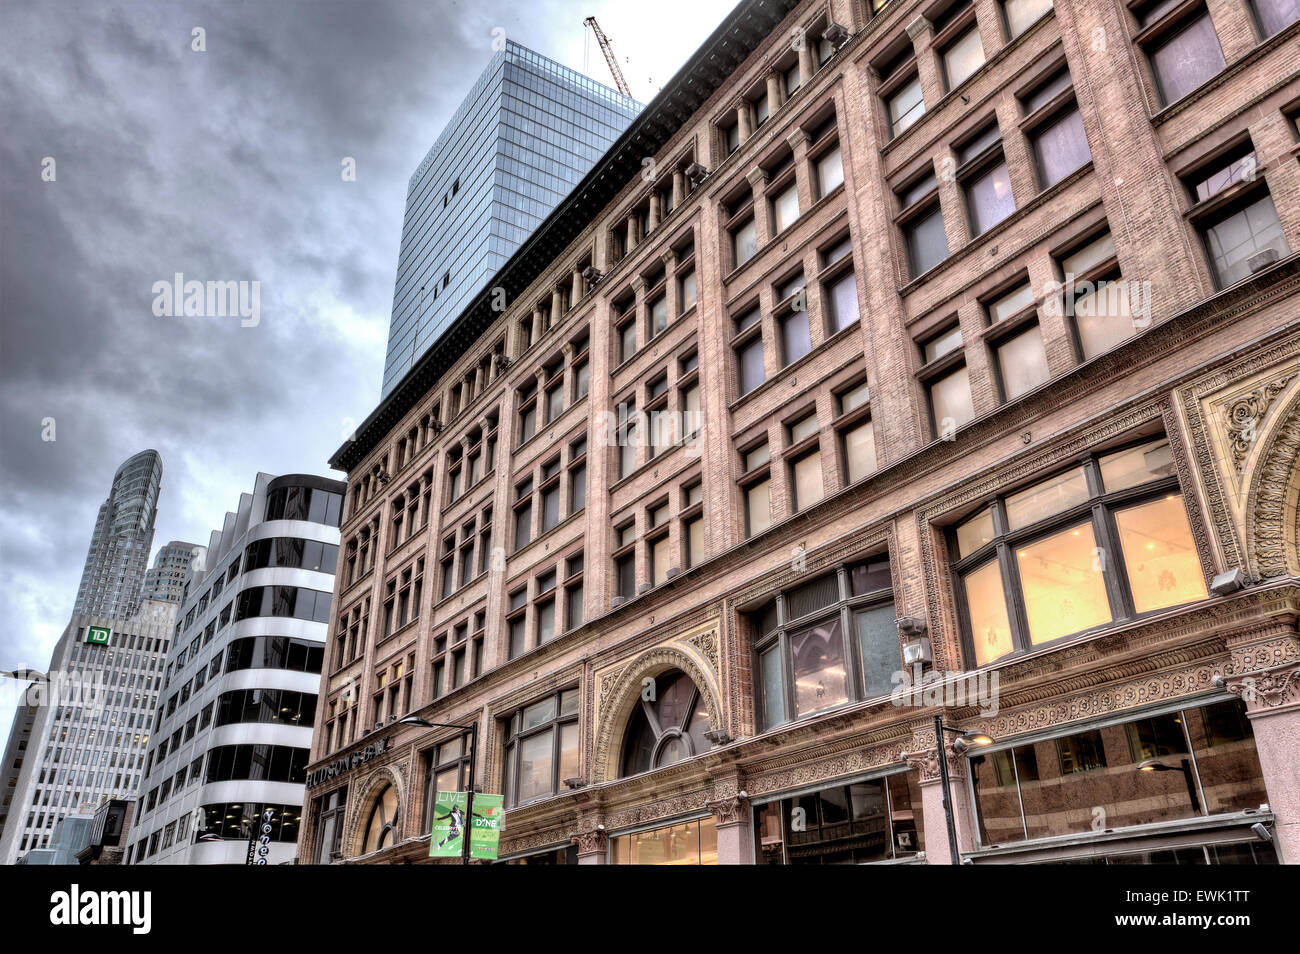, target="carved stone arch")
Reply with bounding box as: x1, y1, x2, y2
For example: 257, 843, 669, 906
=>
1244, 381, 1300, 580
593, 645, 723, 784
342, 763, 408, 859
